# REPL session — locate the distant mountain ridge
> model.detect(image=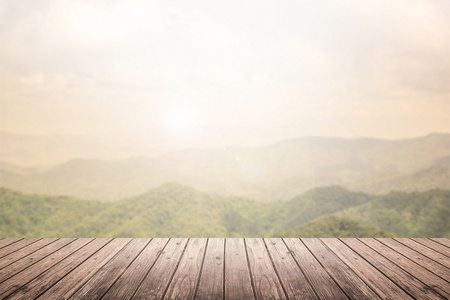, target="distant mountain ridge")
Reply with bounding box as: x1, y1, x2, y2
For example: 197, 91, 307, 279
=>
1, 184, 448, 238
1, 133, 449, 201
0, 131, 163, 168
